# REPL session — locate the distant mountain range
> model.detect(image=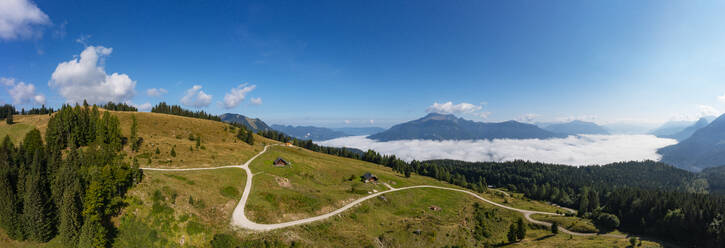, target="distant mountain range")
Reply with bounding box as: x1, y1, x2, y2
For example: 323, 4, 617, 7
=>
650, 116, 715, 141
660, 117, 713, 141
271, 125, 350, 141
270, 126, 385, 141
368, 113, 566, 141
538, 120, 609, 135
220, 113, 271, 132
331, 127, 386, 136
650, 120, 695, 137
658, 114, 725, 172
